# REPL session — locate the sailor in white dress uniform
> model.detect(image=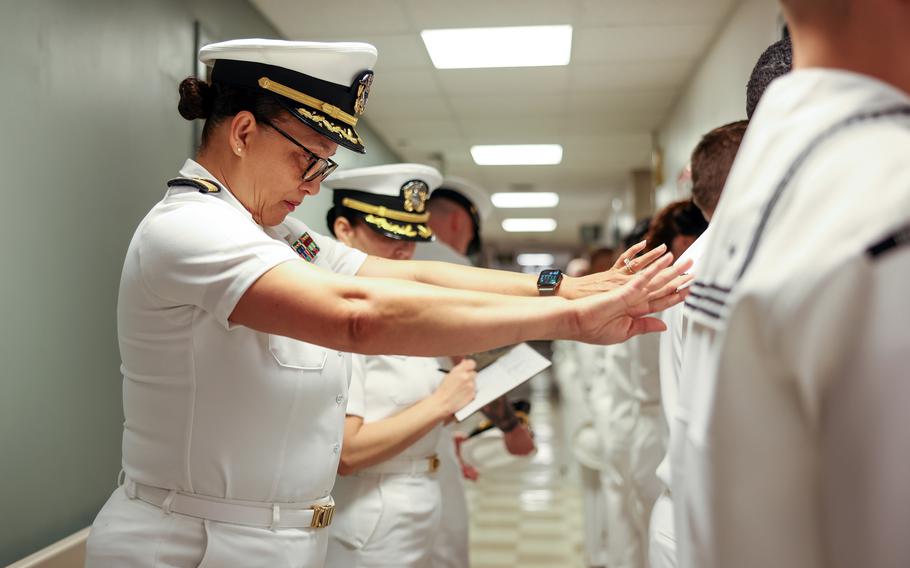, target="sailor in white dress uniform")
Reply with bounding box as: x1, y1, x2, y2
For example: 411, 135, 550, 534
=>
673, 8, 910, 566
85, 39, 377, 568
650, 118, 751, 568
321, 165, 477, 567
